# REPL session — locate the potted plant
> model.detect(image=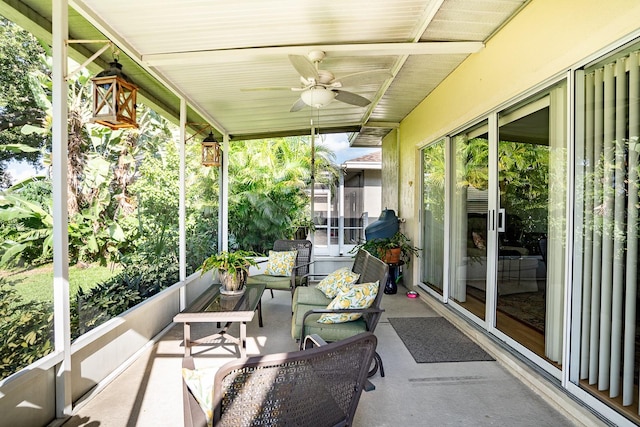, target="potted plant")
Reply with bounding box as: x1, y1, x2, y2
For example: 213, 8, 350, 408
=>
200, 250, 259, 295
292, 218, 316, 240
382, 232, 420, 264
351, 231, 420, 264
